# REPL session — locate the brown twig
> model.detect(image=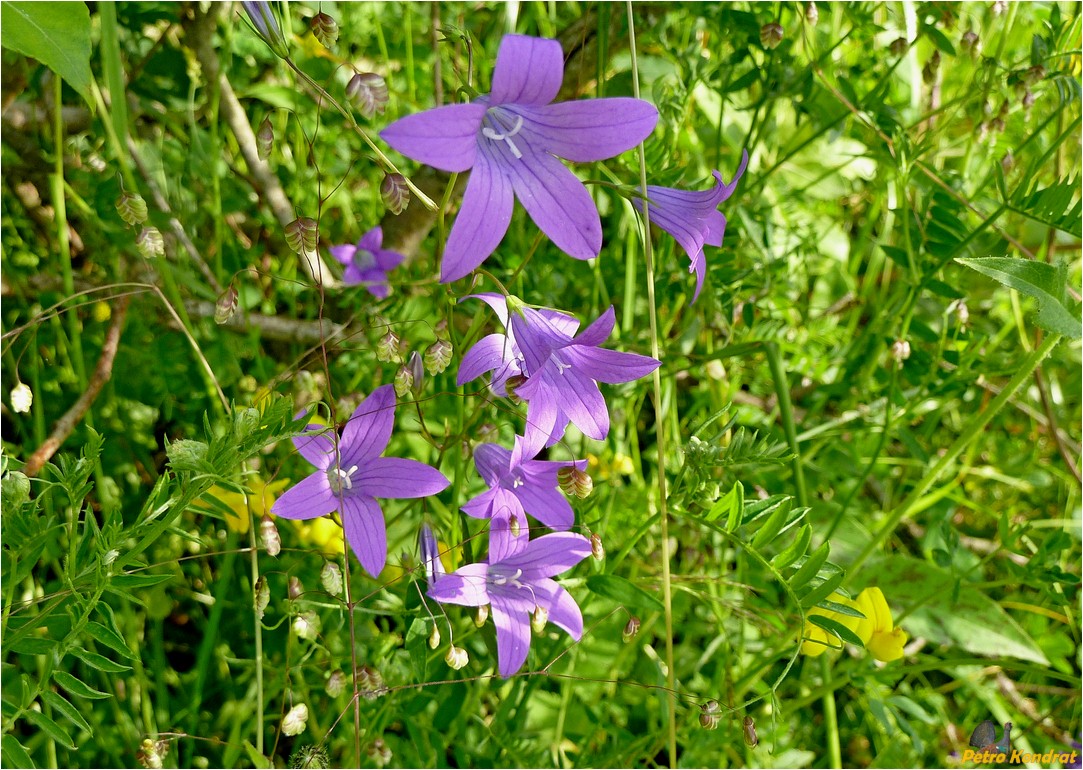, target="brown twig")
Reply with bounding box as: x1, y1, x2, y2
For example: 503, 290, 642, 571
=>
23, 296, 131, 477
